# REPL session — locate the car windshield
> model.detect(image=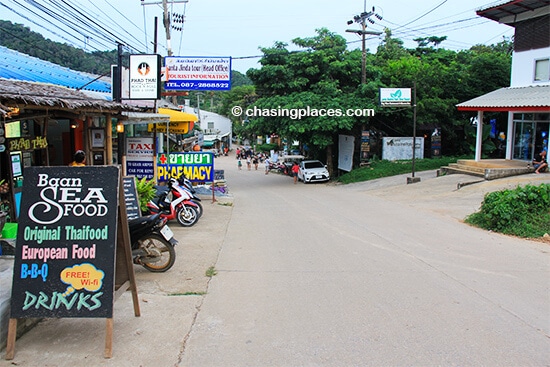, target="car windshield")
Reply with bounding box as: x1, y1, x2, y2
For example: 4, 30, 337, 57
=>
304, 161, 324, 169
